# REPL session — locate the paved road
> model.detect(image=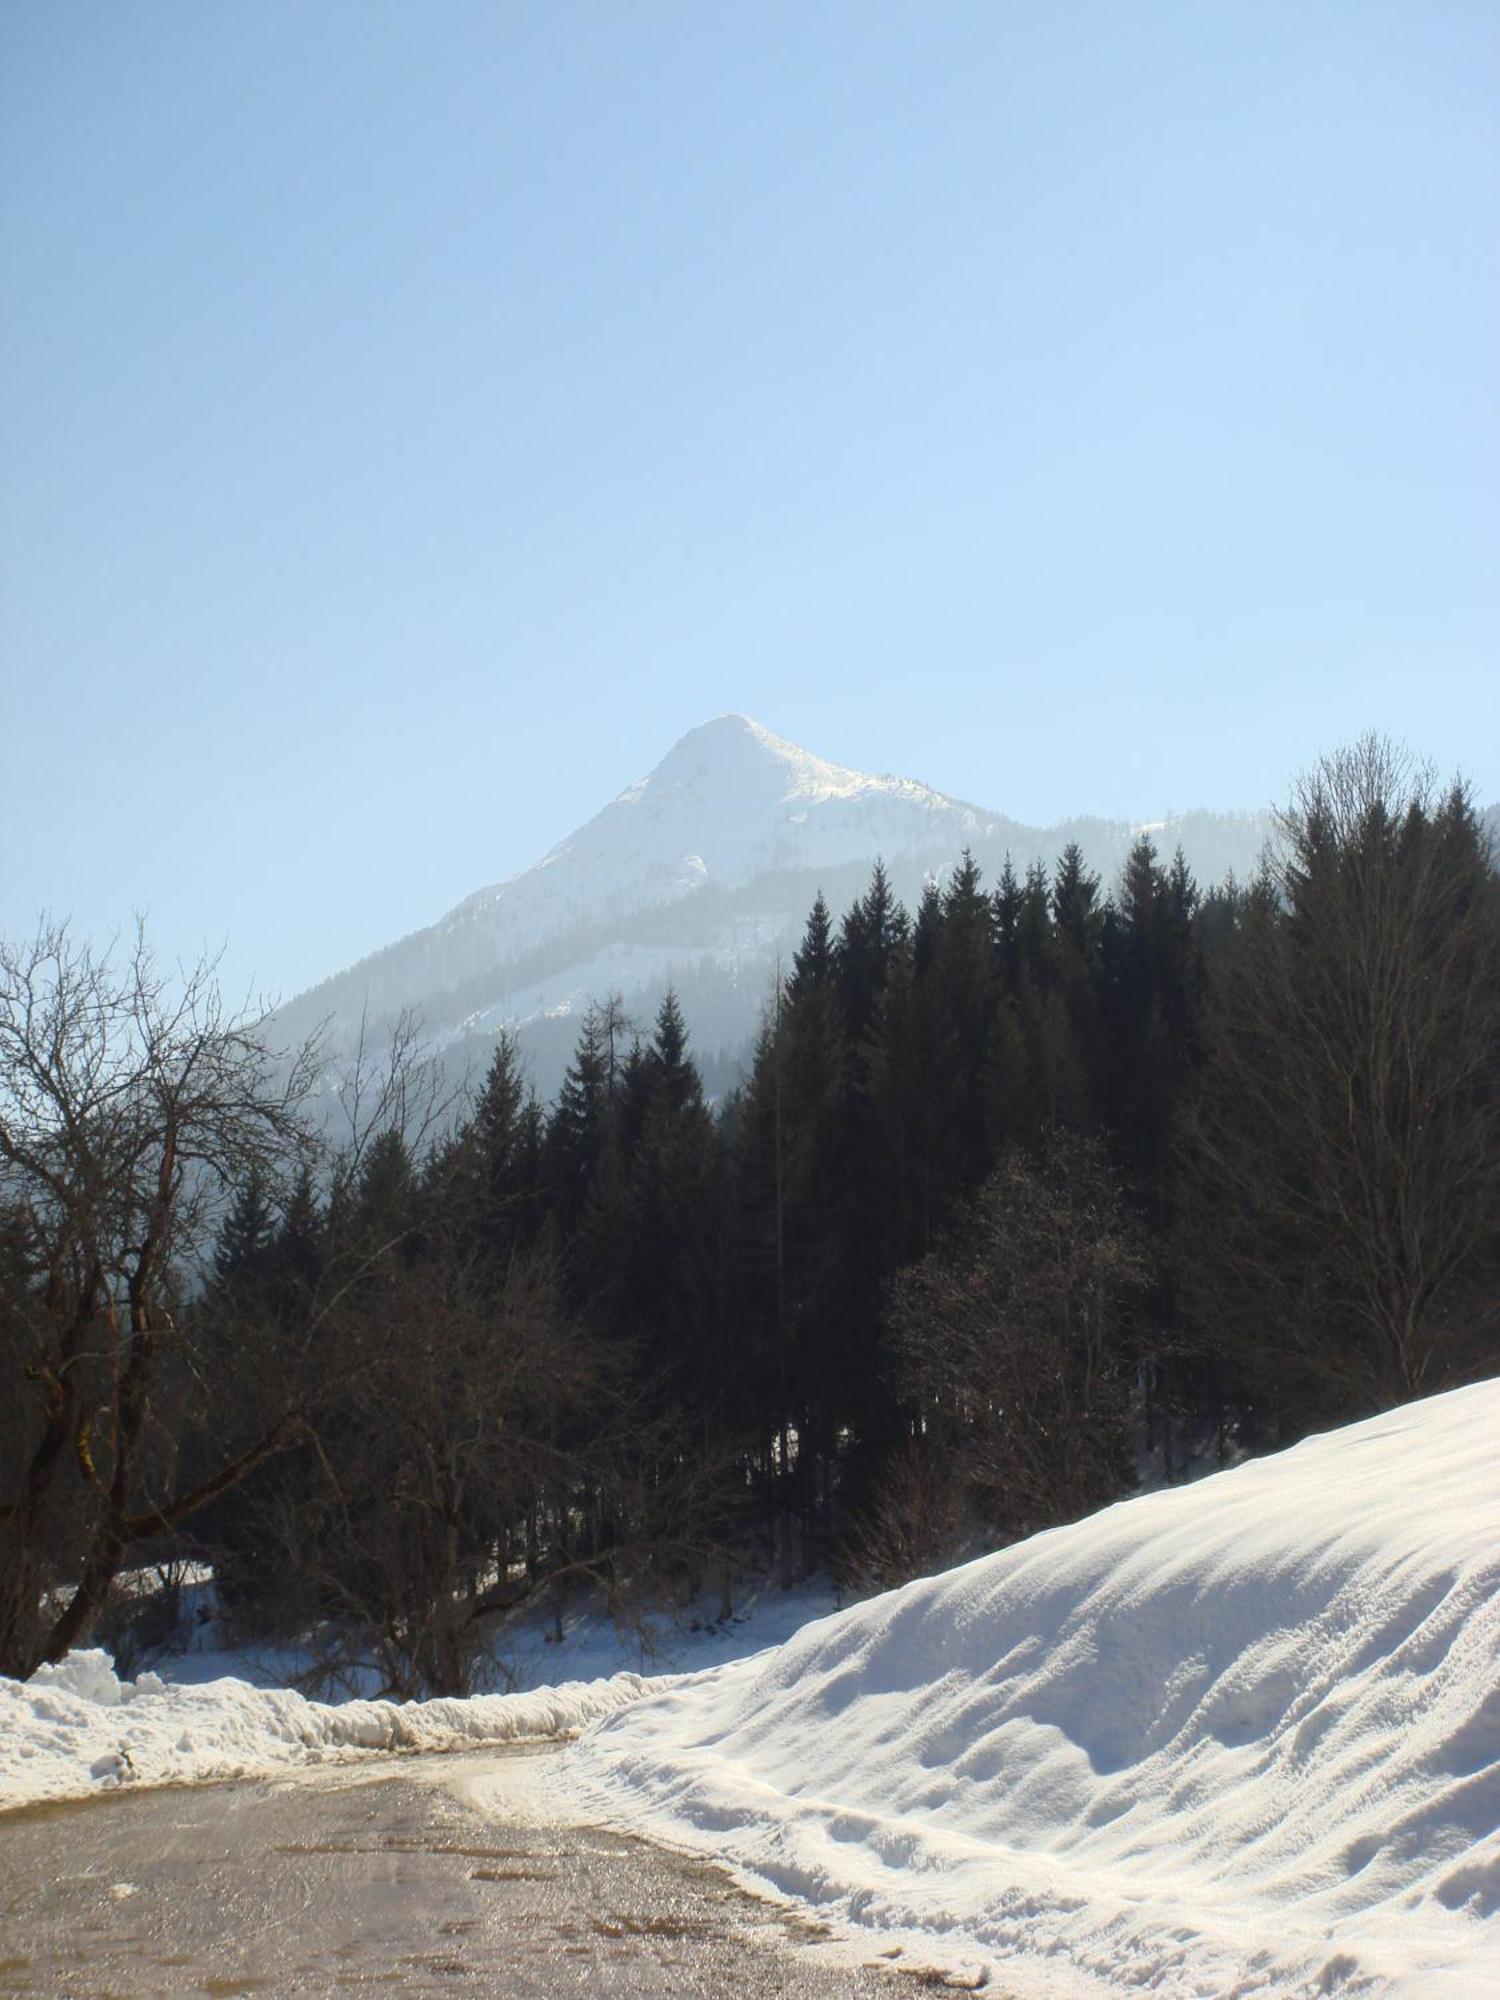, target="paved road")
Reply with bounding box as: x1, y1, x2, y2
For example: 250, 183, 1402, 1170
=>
0, 1748, 947, 1997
